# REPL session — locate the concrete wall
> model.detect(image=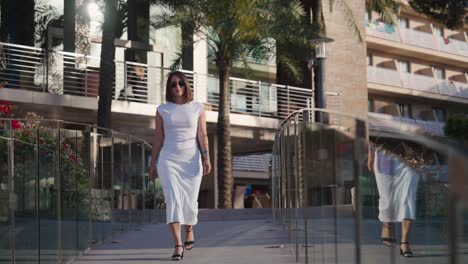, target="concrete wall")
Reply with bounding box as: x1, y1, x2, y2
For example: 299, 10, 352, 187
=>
323, 0, 368, 121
